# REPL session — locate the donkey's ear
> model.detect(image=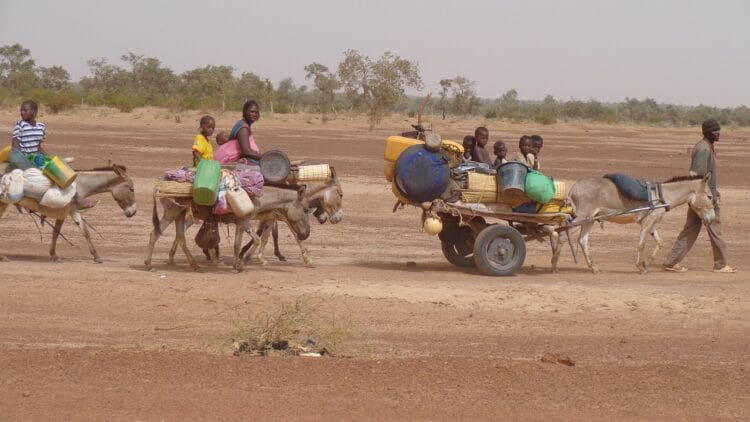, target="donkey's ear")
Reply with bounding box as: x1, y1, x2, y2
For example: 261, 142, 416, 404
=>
297, 185, 307, 198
